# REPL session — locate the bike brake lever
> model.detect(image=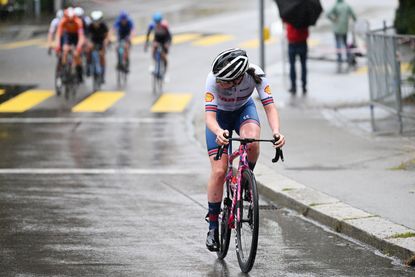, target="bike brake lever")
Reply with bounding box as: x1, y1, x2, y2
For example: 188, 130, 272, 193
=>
272, 148, 284, 163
